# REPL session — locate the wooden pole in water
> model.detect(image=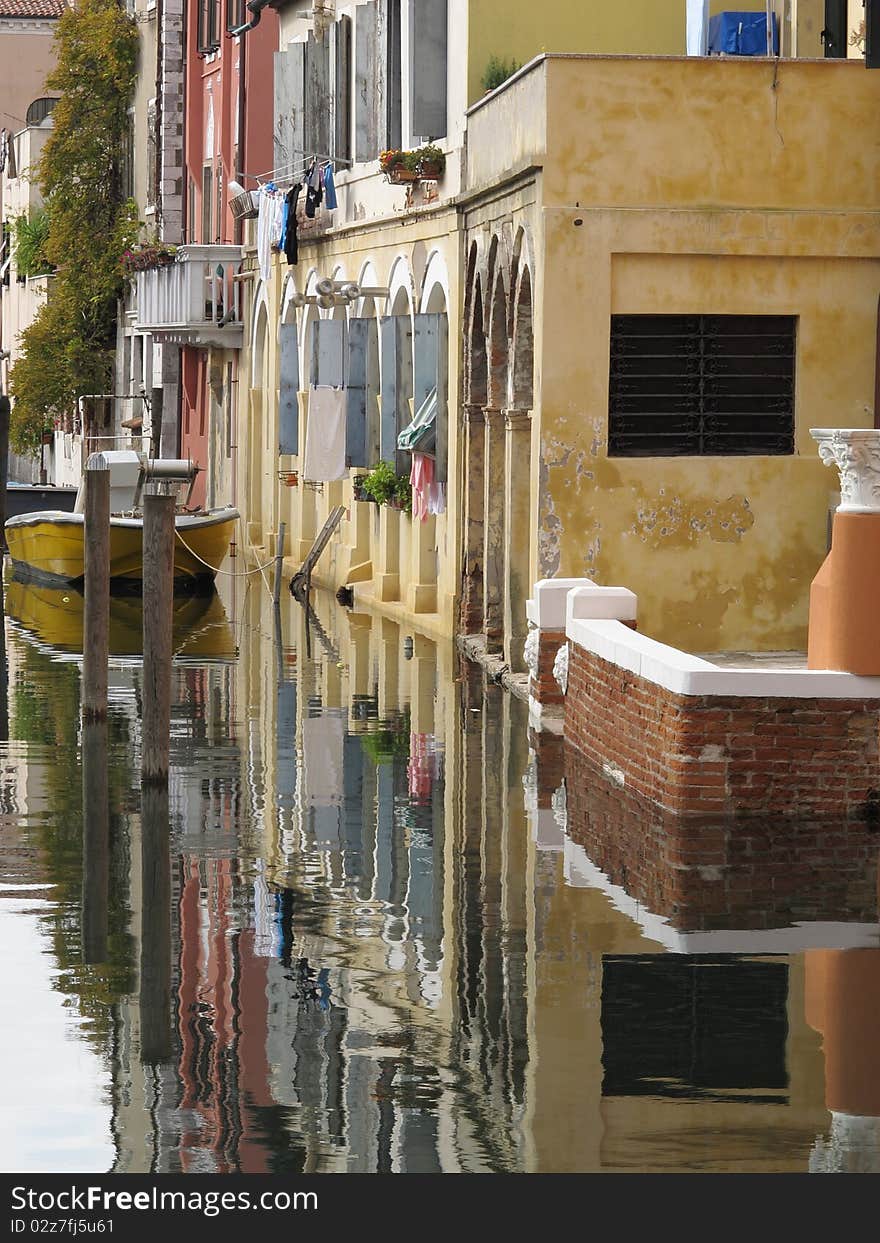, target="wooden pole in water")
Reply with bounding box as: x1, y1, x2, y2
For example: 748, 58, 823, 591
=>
139, 781, 171, 1062
273, 520, 286, 607
82, 466, 110, 722
142, 492, 175, 785
81, 719, 109, 963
